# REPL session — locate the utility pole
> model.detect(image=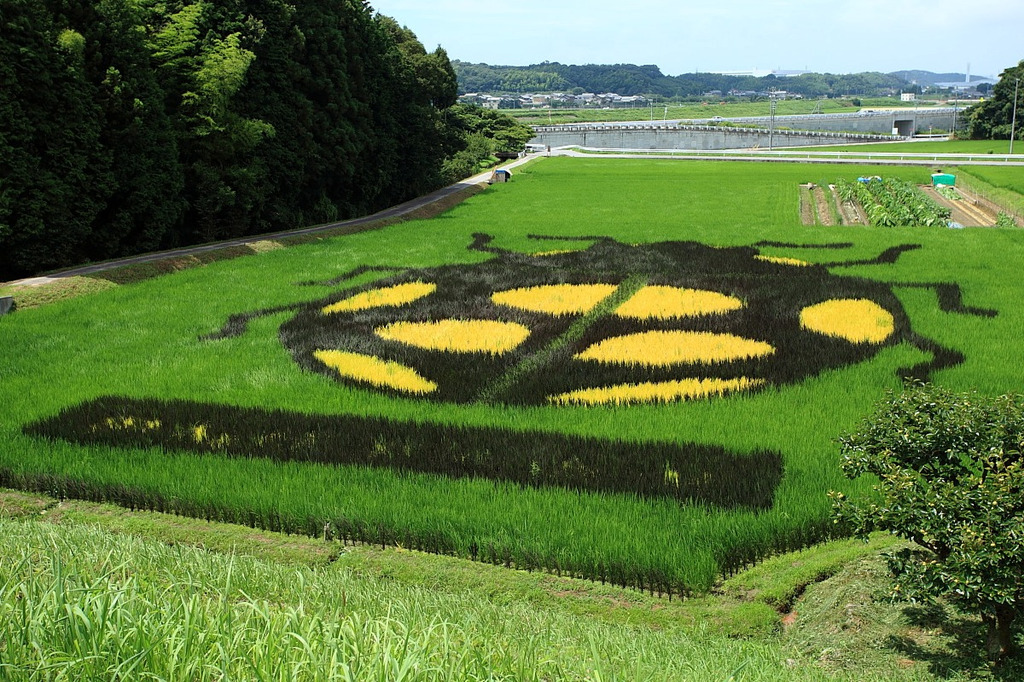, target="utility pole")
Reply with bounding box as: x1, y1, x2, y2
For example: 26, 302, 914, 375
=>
952, 92, 958, 139
768, 89, 777, 150
1011, 78, 1020, 155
